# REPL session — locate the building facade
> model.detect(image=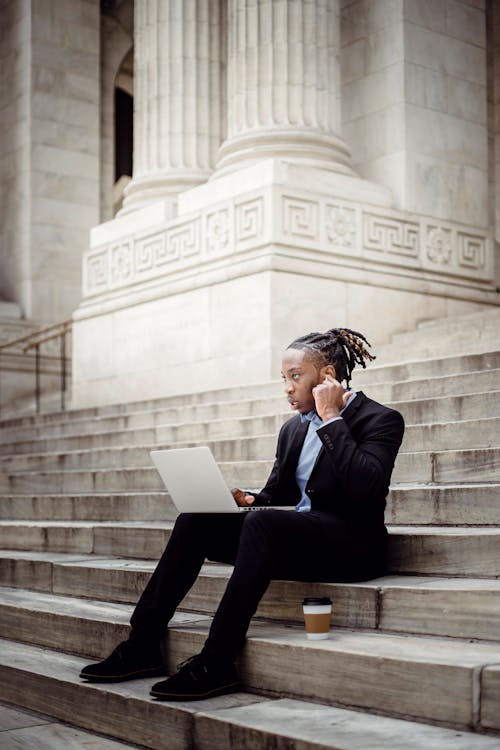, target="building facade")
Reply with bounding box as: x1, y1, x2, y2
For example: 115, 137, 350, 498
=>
1, 0, 499, 407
